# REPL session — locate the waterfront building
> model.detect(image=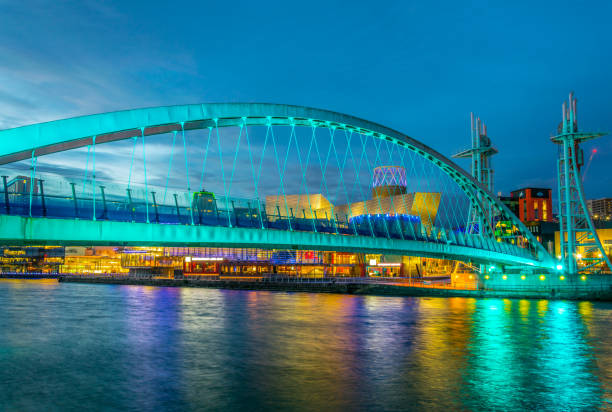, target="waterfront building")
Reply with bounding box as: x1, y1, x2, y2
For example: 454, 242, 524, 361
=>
510, 187, 553, 223
0, 246, 64, 273
587, 198, 612, 221
497, 188, 557, 252
265, 166, 441, 227
0, 245, 456, 280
